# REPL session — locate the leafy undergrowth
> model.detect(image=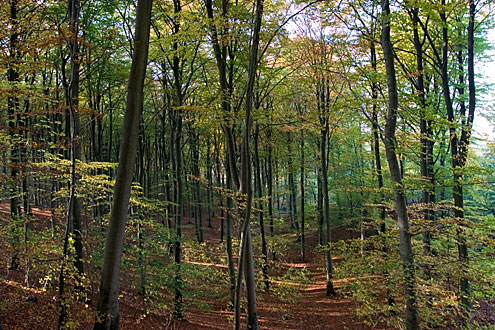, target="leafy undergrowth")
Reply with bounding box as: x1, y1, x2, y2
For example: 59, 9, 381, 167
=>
3, 202, 494, 329
0, 202, 384, 330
